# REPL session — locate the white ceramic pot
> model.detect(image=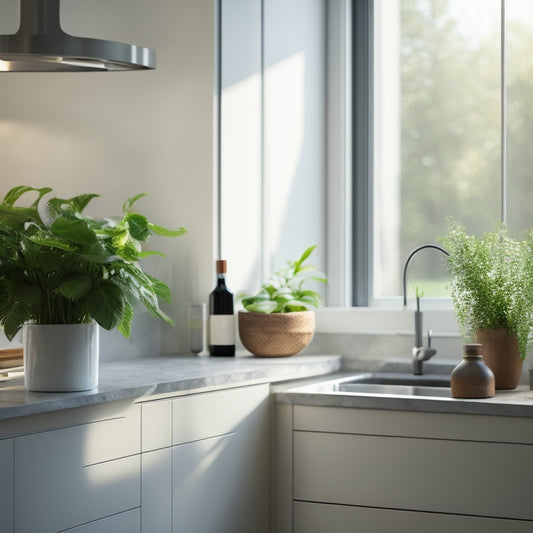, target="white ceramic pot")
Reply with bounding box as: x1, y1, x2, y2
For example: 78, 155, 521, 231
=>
23, 323, 99, 392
